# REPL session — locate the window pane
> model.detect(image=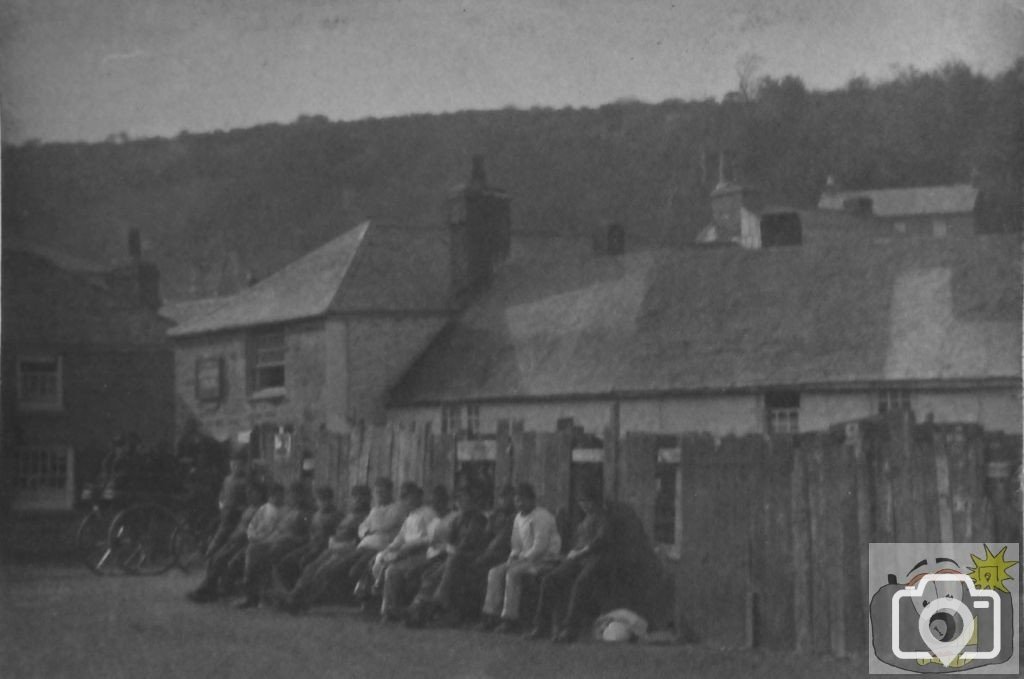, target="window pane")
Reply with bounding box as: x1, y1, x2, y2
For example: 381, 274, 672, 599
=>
256, 365, 285, 389
19, 358, 61, 406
